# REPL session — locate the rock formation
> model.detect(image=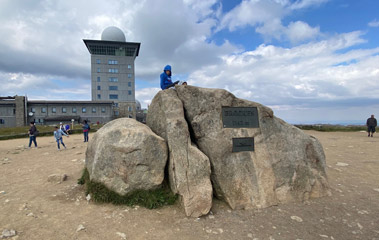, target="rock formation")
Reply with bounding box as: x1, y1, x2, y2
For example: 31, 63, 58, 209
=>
85, 118, 167, 195
147, 89, 213, 217
85, 85, 330, 217
175, 85, 330, 209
